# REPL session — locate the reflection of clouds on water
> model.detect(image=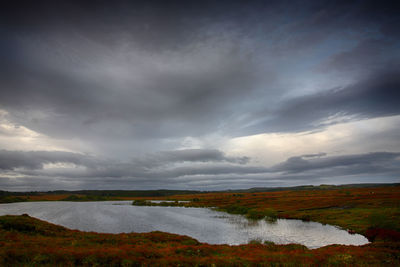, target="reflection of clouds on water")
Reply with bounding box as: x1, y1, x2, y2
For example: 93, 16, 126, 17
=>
0, 201, 369, 249
214, 214, 277, 228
